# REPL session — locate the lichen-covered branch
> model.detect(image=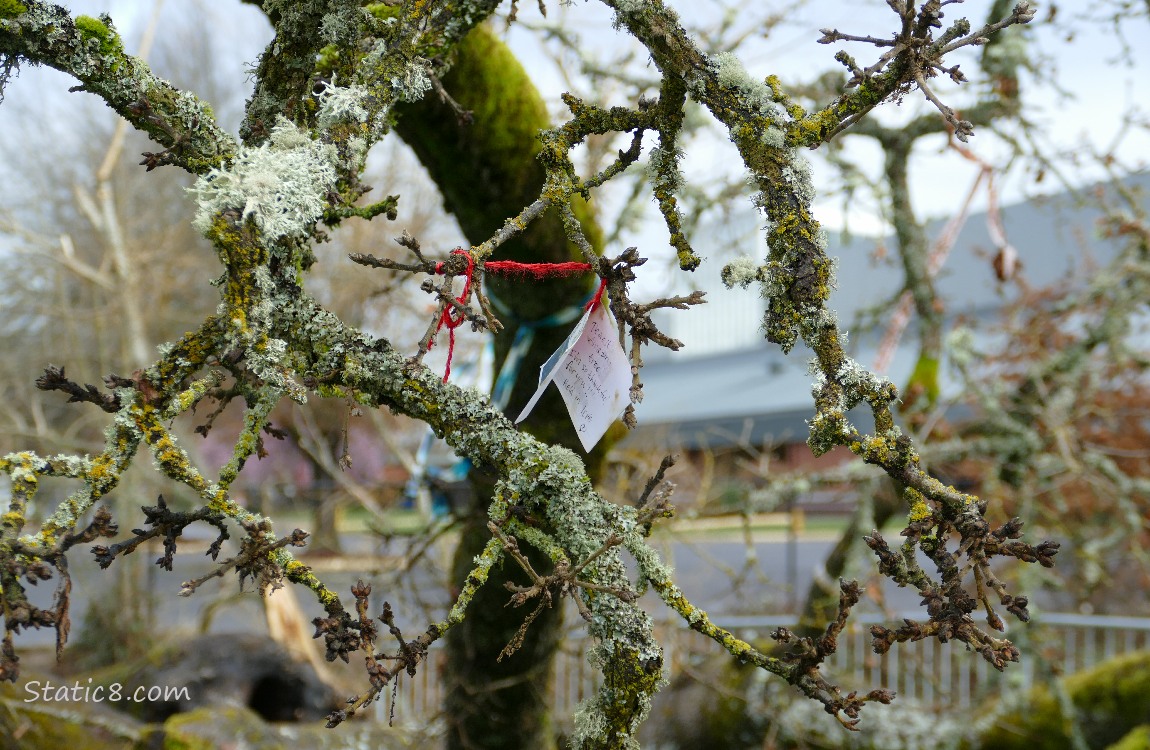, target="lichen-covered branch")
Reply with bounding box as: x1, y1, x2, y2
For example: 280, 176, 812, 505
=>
0, 1, 1060, 747
0, 2, 235, 172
